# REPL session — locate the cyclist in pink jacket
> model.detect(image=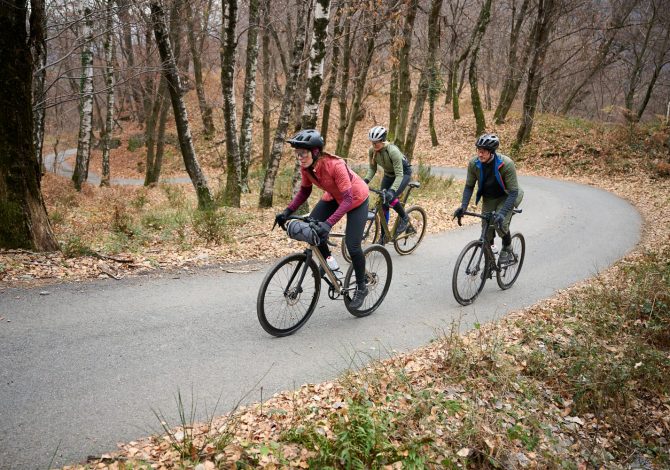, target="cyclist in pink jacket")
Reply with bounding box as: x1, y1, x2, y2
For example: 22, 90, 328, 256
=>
275, 129, 370, 309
